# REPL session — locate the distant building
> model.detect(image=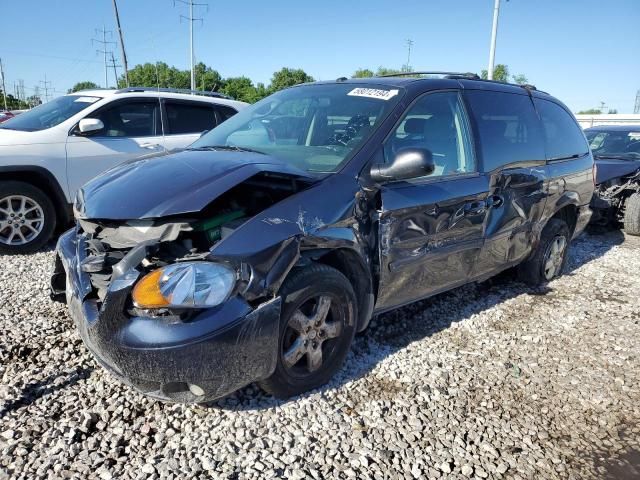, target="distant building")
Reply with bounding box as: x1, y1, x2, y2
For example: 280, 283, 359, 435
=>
575, 114, 640, 129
